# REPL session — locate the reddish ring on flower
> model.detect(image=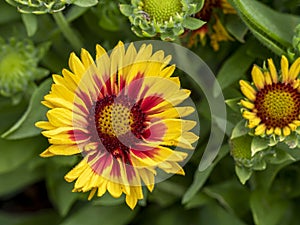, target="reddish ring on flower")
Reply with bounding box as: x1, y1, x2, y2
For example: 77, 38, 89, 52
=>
240, 55, 300, 138
36, 41, 199, 209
